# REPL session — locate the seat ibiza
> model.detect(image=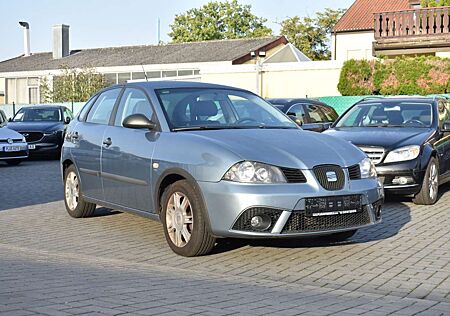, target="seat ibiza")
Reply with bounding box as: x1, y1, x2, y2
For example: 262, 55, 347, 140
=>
61, 82, 383, 256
